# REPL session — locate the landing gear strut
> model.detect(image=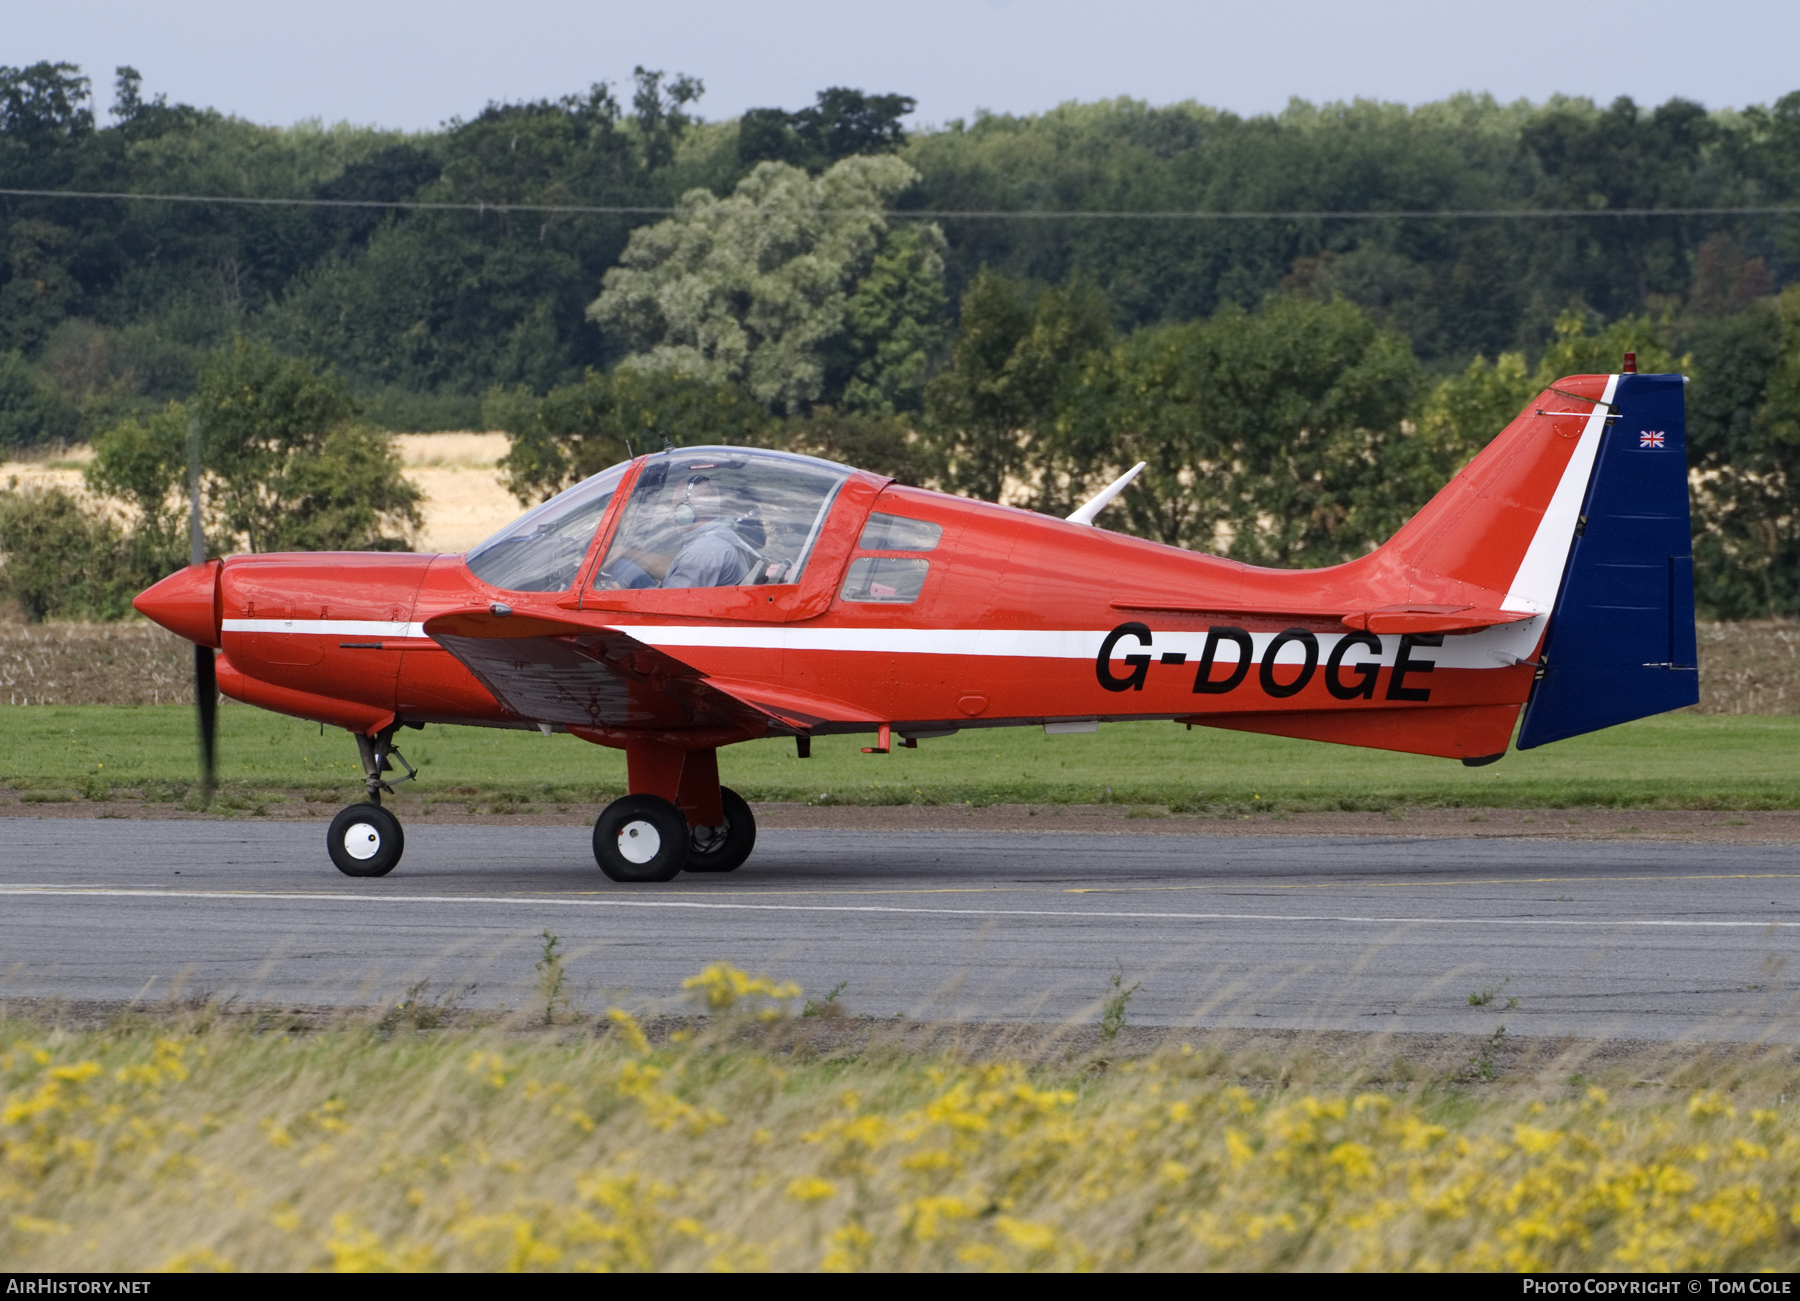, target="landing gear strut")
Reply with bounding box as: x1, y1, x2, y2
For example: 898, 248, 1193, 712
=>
327, 723, 416, 879
592, 740, 758, 883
